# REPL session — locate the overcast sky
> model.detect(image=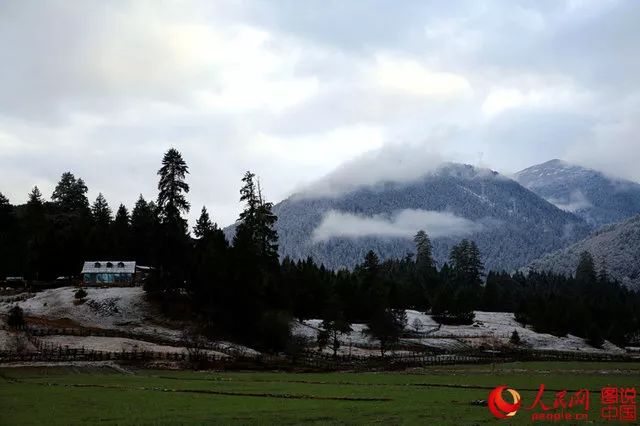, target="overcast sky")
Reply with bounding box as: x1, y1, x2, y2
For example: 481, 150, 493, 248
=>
1, 0, 639, 226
